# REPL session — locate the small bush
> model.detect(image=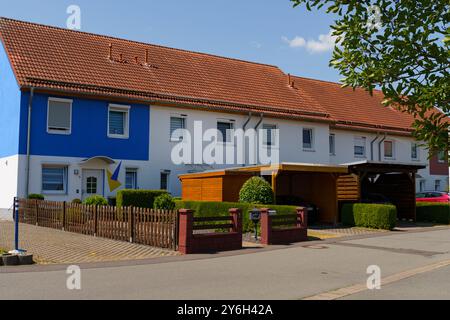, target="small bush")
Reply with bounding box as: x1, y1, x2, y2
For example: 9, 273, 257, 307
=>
71, 198, 82, 204
175, 200, 297, 232
342, 203, 397, 230
239, 177, 274, 205
416, 202, 450, 224
28, 194, 44, 200
83, 195, 108, 206
154, 194, 176, 210
116, 190, 168, 208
